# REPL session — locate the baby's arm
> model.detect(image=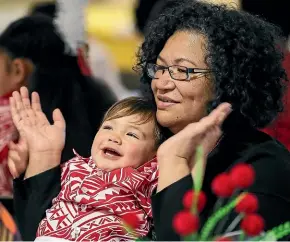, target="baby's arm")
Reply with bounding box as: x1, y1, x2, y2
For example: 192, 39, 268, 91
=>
10, 87, 66, 179
136, 166, 159, 217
